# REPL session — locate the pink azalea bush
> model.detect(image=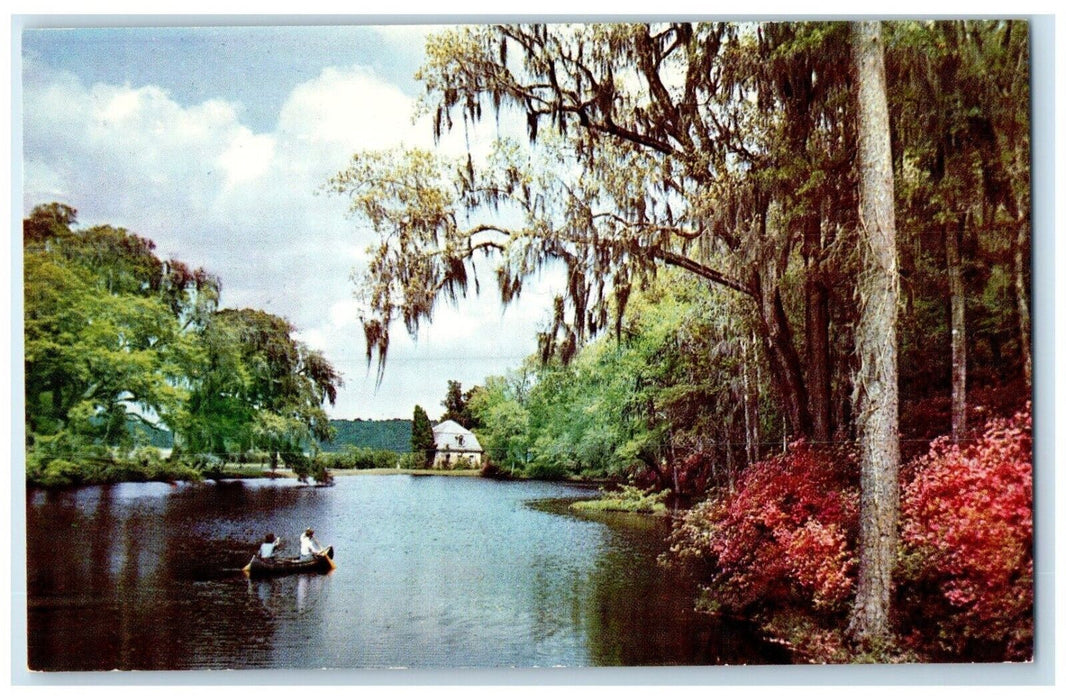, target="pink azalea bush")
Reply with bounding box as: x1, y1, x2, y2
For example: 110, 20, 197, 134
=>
668, 442, 859, 615
667, 406, 1033, 662
898, 405, 1033, 659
